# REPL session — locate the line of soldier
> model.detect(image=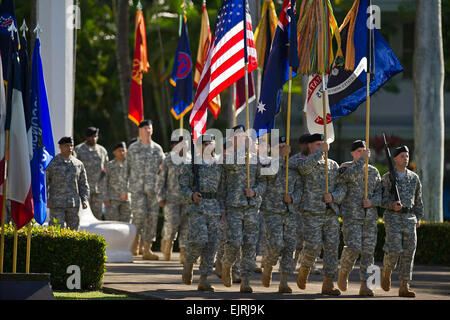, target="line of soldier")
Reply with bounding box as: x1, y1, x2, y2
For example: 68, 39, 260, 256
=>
45, 120, 423, 298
